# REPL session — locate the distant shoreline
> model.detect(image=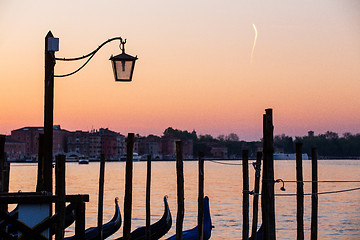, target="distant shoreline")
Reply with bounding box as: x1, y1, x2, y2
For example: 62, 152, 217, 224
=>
8, 157, 360, 164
